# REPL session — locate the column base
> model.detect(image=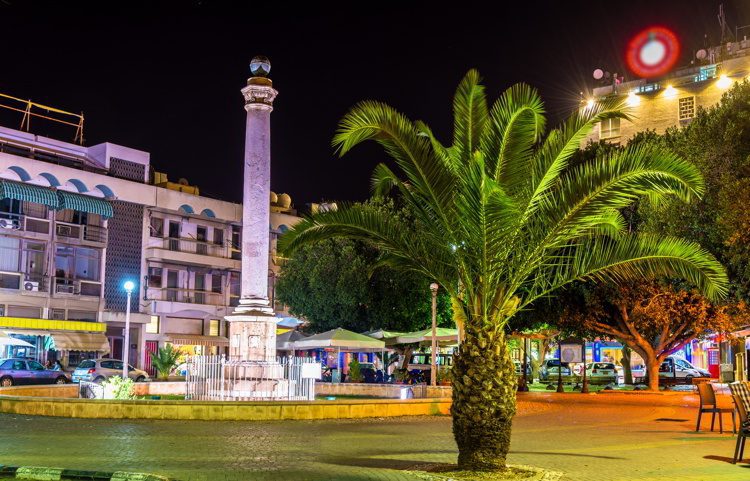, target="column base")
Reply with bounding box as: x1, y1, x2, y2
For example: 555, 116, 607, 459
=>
225, 297, 277, 362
